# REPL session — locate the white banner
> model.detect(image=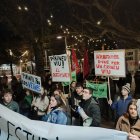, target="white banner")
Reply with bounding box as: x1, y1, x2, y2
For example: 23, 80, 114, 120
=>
0, 104, 127, 140
49, 54, 71, 82
94, 50, 126, 77
21, 72, 41, 93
